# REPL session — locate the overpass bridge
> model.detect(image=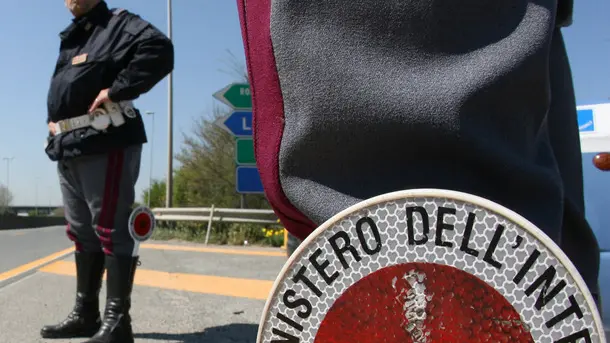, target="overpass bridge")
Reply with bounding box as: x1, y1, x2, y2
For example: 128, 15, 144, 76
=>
7, 206, 59, 216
